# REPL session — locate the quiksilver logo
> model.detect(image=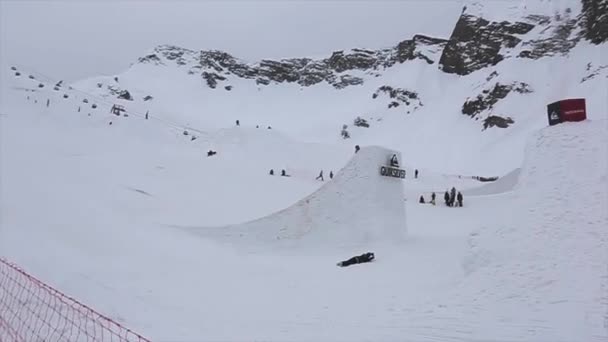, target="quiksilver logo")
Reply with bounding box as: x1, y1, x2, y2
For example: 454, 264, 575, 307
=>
550, 111, 559, 120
